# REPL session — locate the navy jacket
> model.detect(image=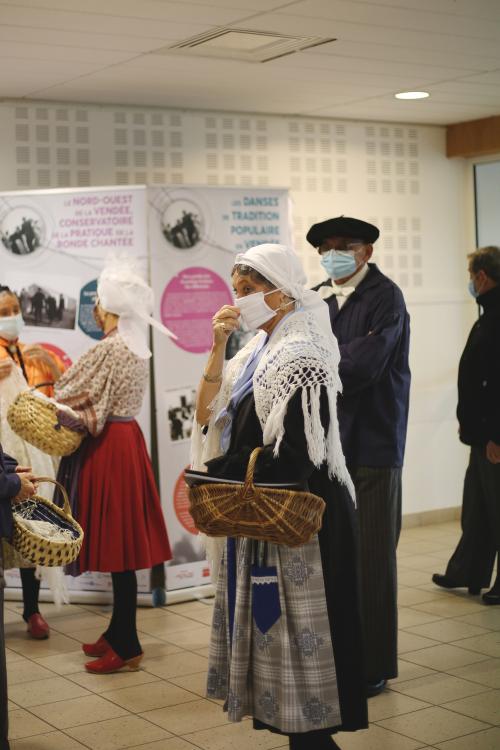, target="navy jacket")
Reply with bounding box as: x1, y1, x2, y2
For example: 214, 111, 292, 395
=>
457, 285, 500, 447
0, 445, 19, 540
314, 264, 411, 468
